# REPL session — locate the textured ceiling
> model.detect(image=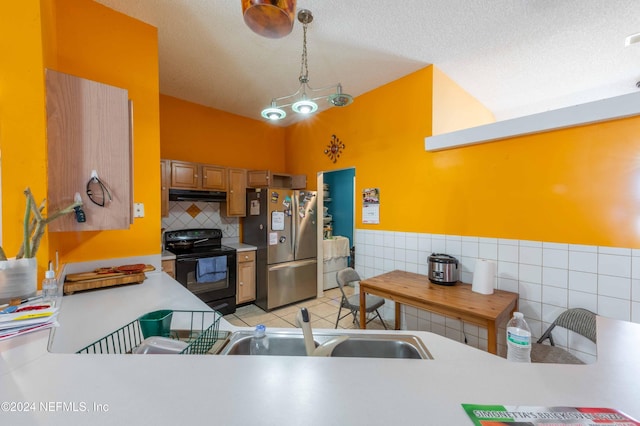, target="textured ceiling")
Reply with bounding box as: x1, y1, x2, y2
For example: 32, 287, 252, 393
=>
93, 0, 640, 126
